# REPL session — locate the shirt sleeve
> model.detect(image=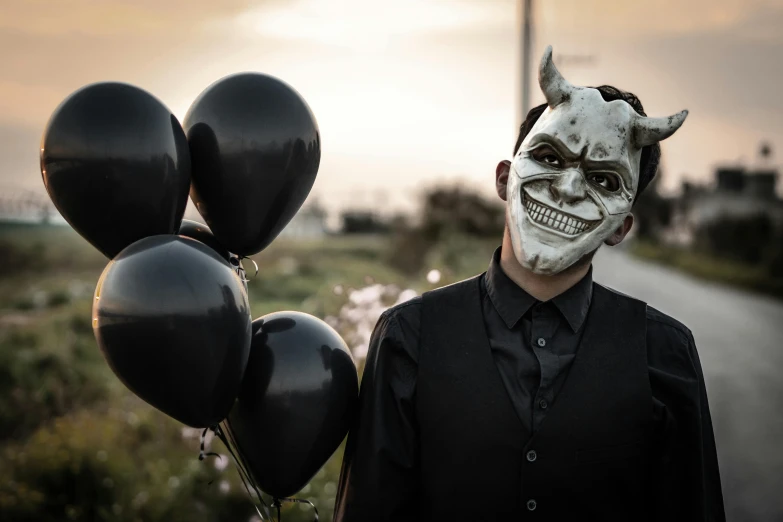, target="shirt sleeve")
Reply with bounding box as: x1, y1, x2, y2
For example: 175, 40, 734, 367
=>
649, 324, 726, 522
334, 307, 421, 522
